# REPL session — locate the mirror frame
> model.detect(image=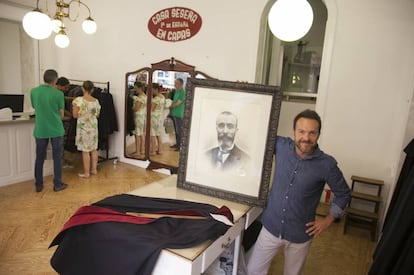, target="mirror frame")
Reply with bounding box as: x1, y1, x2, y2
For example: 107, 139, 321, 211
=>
124, 57, 215, 172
